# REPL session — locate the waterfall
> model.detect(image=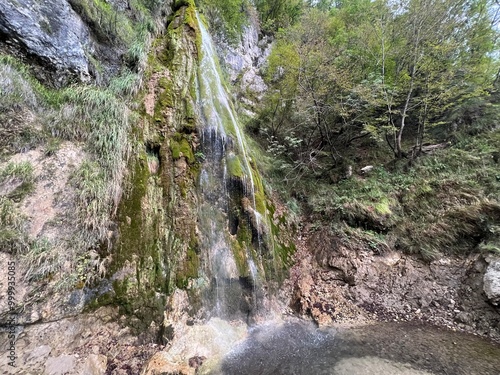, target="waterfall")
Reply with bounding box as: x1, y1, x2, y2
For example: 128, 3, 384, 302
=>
194, 13, 268, 321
